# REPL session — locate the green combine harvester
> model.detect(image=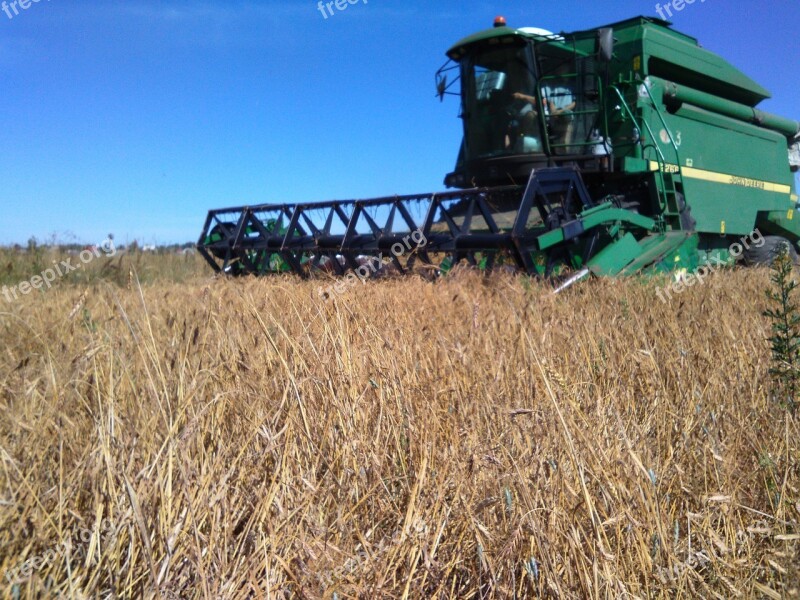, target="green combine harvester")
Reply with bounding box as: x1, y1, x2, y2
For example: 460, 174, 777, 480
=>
198, 16, 800, 283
